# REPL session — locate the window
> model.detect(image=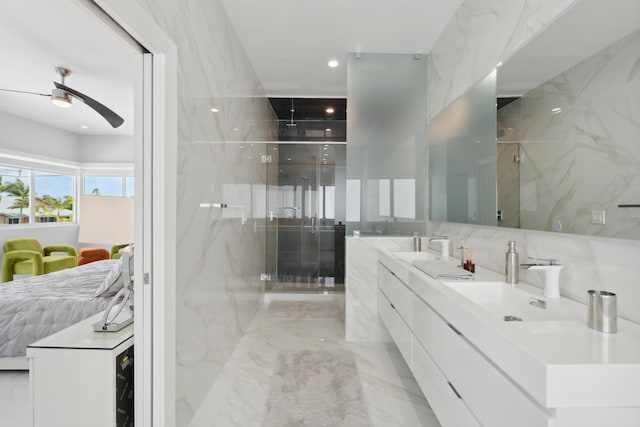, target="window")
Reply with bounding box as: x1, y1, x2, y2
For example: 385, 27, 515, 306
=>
34, 171, 75, 223
0, 156, 133, 227
84, 175, 134, 197
0, 167, 31, 225
0, 166, 76, 225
